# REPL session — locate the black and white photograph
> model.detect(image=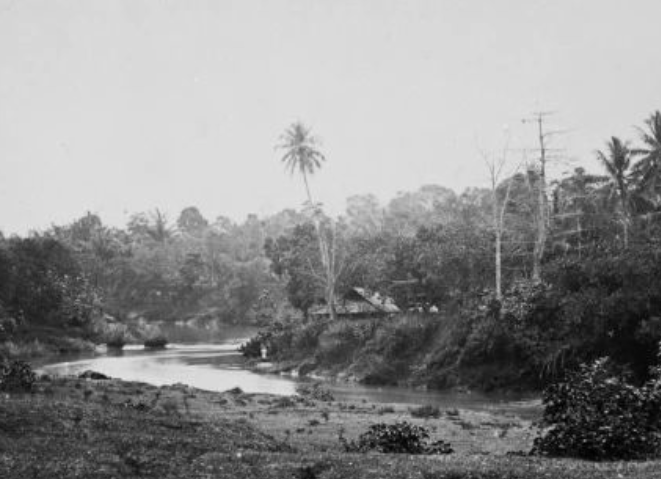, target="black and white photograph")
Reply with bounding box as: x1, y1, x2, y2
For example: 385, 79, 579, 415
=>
1, 1, 661, 477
